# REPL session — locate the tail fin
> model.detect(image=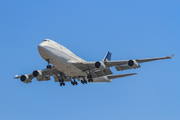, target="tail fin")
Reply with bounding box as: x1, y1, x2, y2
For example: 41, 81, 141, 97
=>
103, 51, 112, 61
